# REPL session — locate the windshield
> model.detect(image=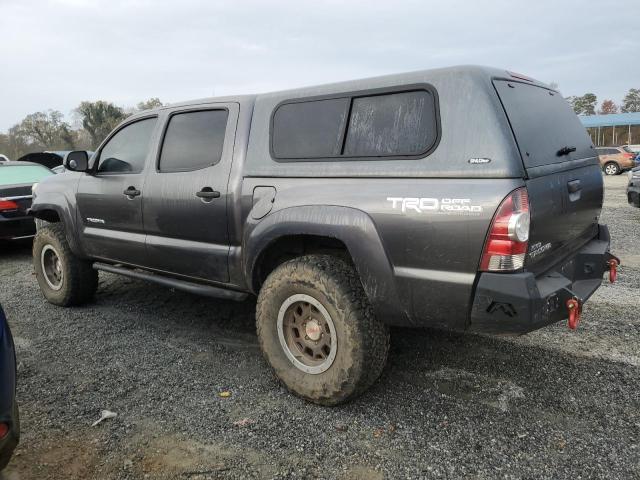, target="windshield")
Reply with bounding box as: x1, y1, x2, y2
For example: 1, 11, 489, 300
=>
0, 164, 53, 186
